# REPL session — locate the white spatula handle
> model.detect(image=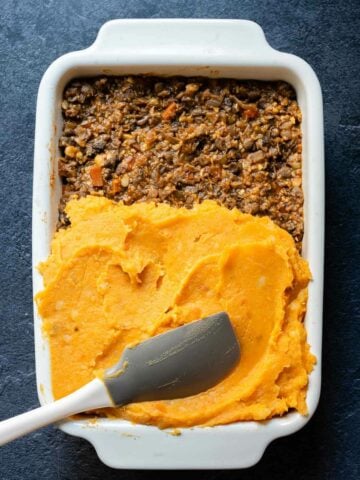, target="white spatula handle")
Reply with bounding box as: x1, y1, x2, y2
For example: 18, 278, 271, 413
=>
0, 379, 112, 446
